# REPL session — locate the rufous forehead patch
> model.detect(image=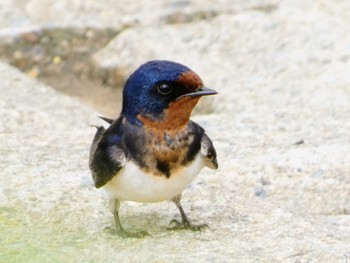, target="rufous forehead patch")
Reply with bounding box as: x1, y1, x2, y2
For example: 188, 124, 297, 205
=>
177, 71, 203, 91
